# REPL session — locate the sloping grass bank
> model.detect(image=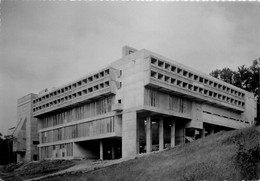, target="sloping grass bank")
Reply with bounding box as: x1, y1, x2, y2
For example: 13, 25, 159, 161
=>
45, 126, 260, 181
